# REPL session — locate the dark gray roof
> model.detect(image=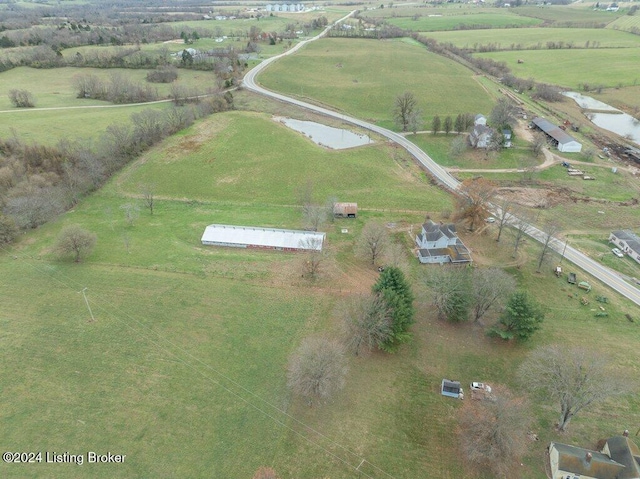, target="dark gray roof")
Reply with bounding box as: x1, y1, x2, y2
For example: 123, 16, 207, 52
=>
422, 220, 457, 241
552, 442, 625, 479
606, 436, 640, 479
419, 248, 450, 257
532, 117, 580, 146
